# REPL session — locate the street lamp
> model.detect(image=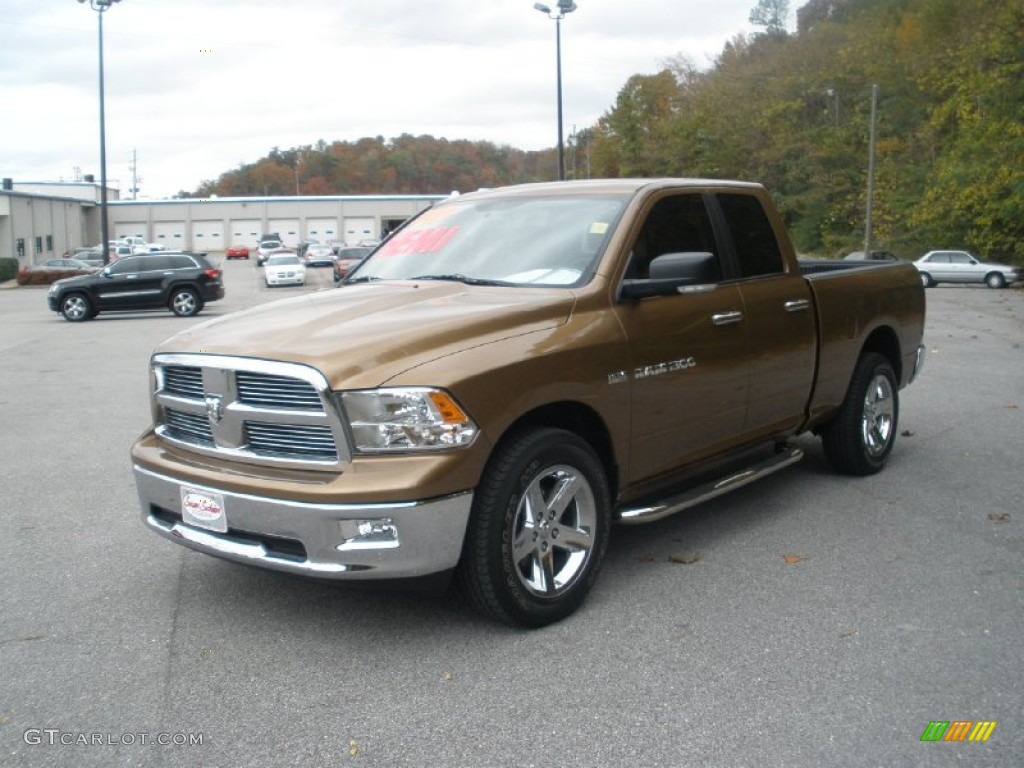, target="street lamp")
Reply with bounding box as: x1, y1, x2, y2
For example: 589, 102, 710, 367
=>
533, 0, 577, 181
78, 0, 123, 264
